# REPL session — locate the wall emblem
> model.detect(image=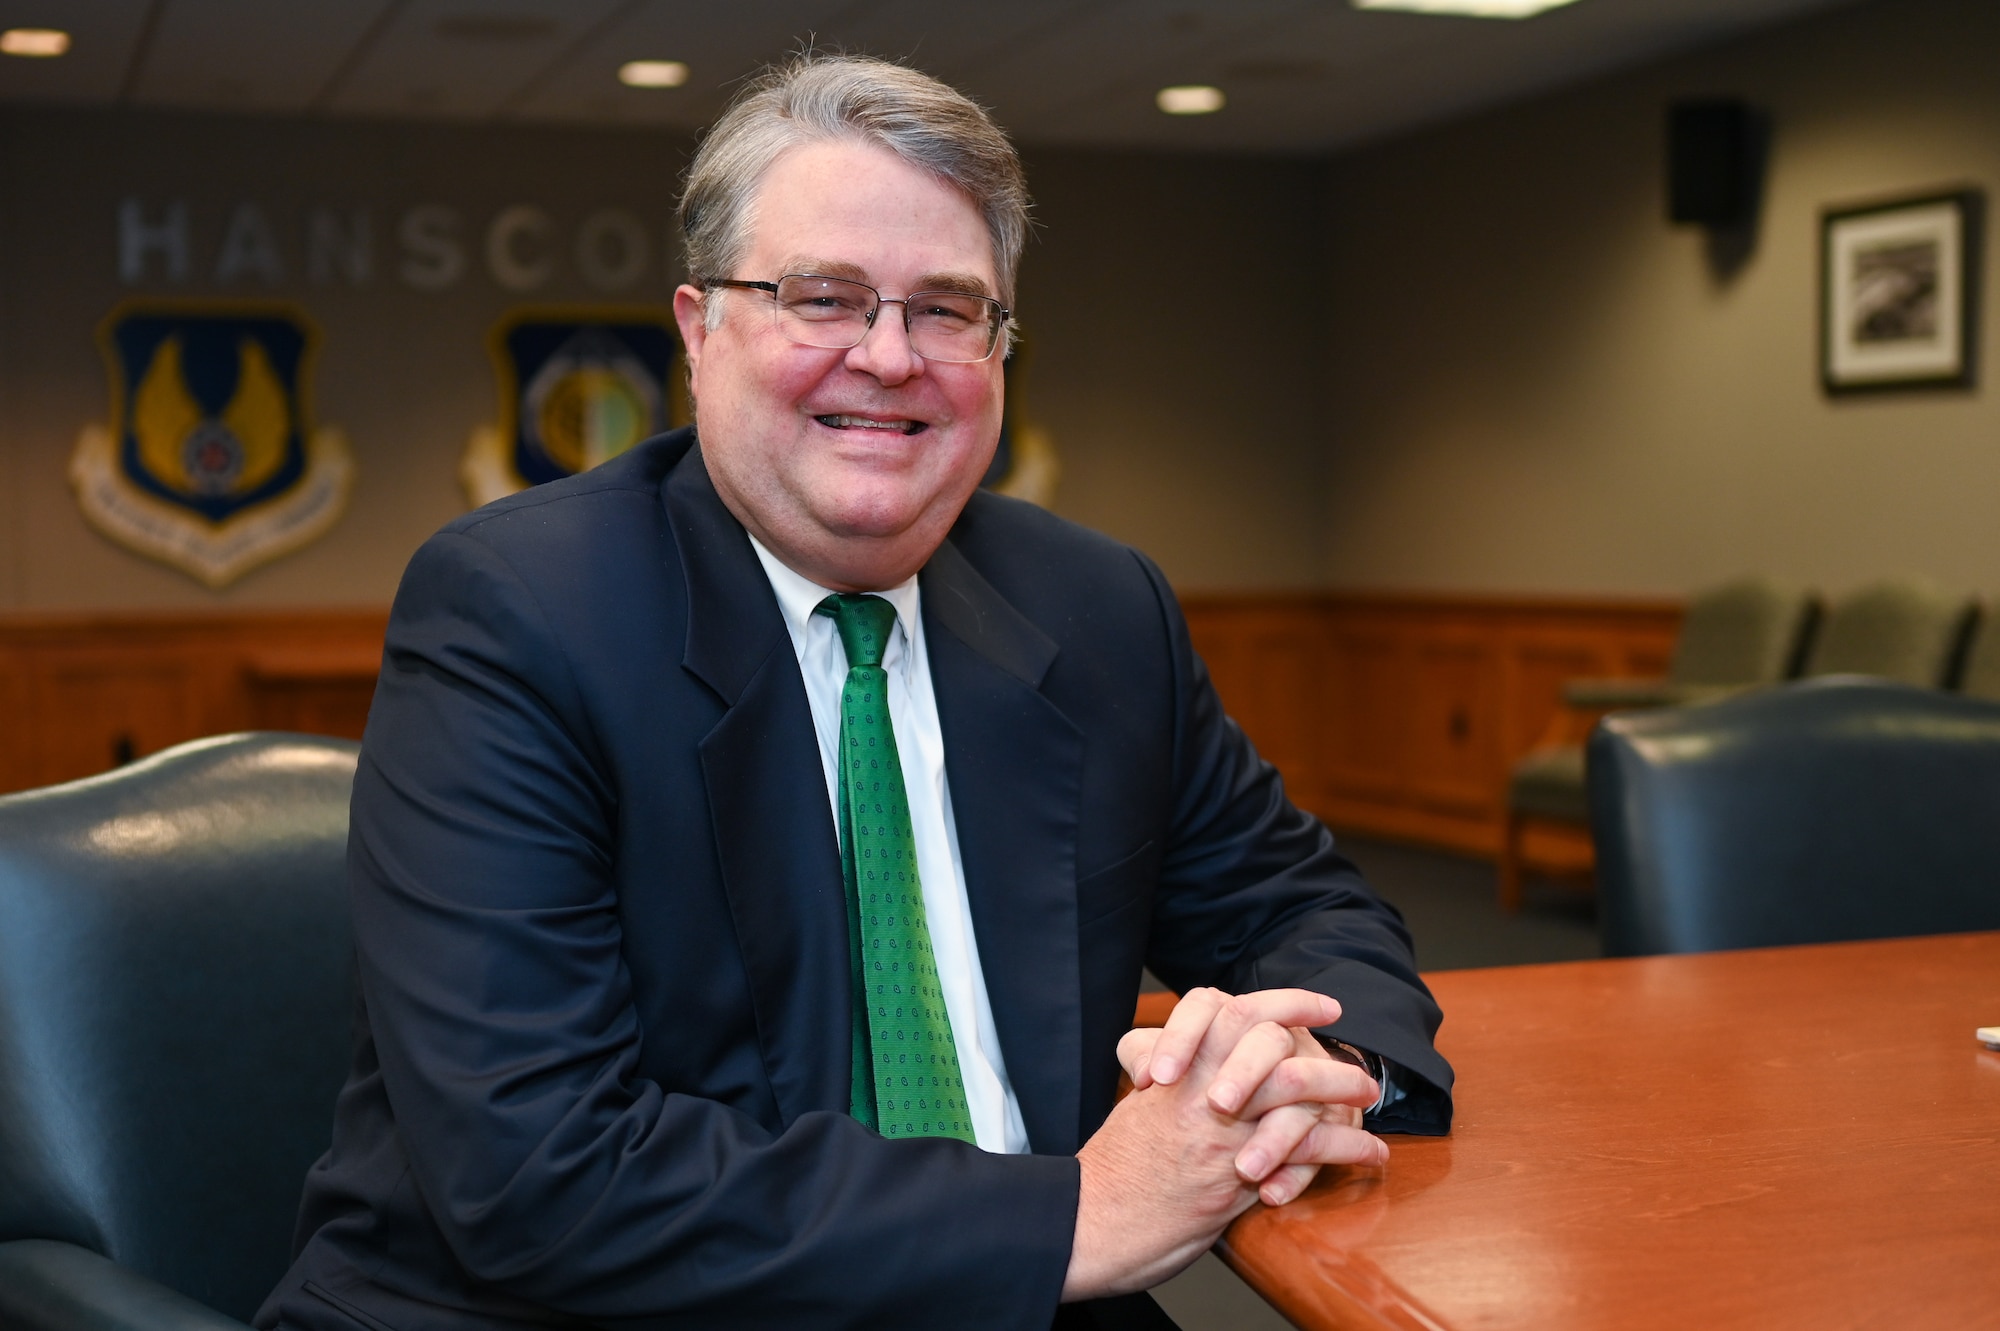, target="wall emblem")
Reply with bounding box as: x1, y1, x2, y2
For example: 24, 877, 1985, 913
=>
70, 303, 352, 587
461, 309, 679, 508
